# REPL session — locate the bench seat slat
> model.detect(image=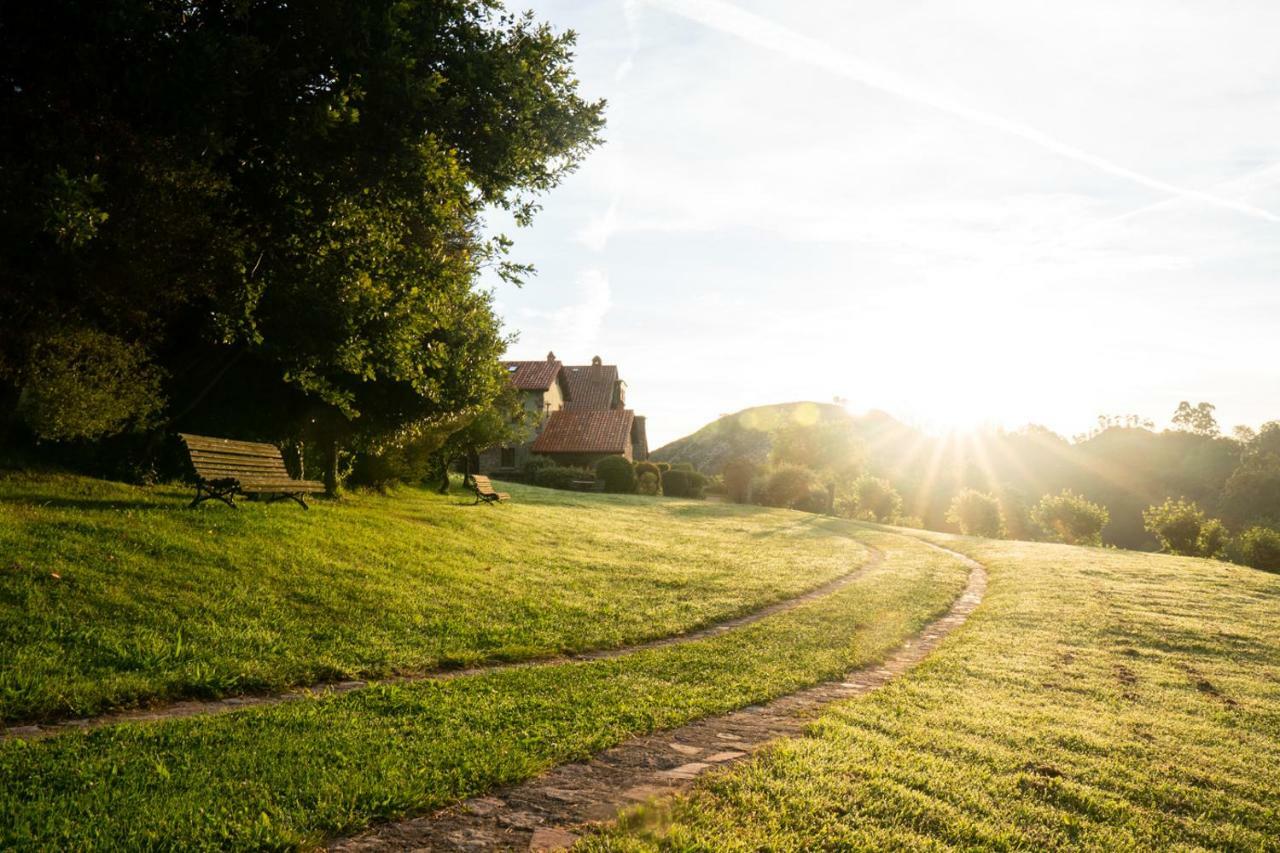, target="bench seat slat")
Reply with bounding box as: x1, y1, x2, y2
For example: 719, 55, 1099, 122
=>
238, 480, 326, 493
179, 434, 287, 455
